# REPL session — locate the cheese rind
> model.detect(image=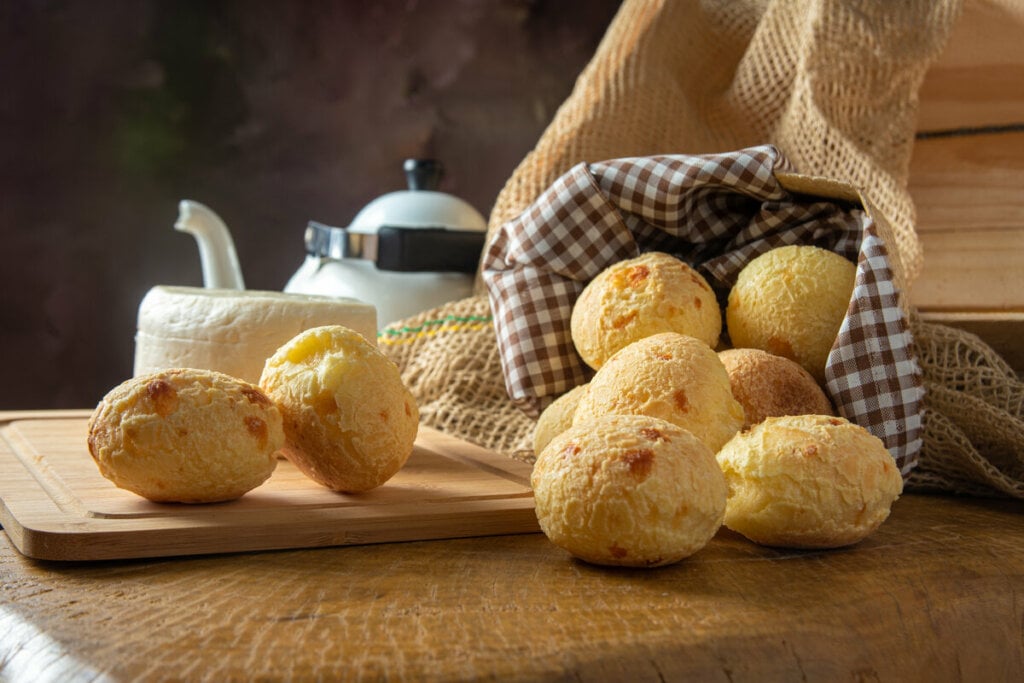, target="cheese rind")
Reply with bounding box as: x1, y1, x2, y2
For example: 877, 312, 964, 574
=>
133, 286, 377, 384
